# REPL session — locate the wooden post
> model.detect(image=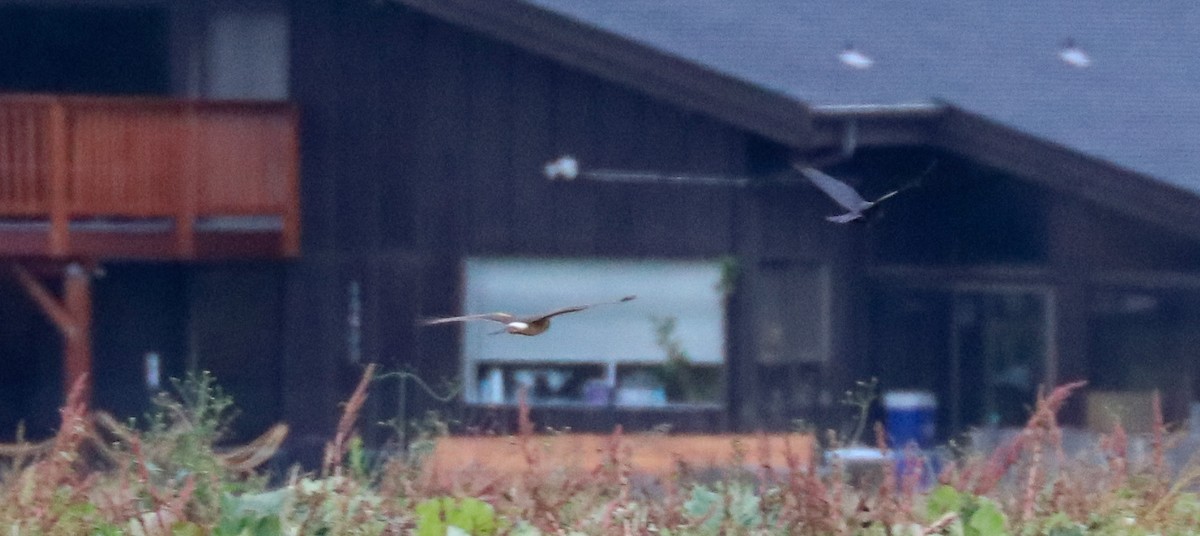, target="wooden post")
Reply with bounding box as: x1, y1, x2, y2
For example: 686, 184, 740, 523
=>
11, 262, 93, 403
63, 262, 93, 401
